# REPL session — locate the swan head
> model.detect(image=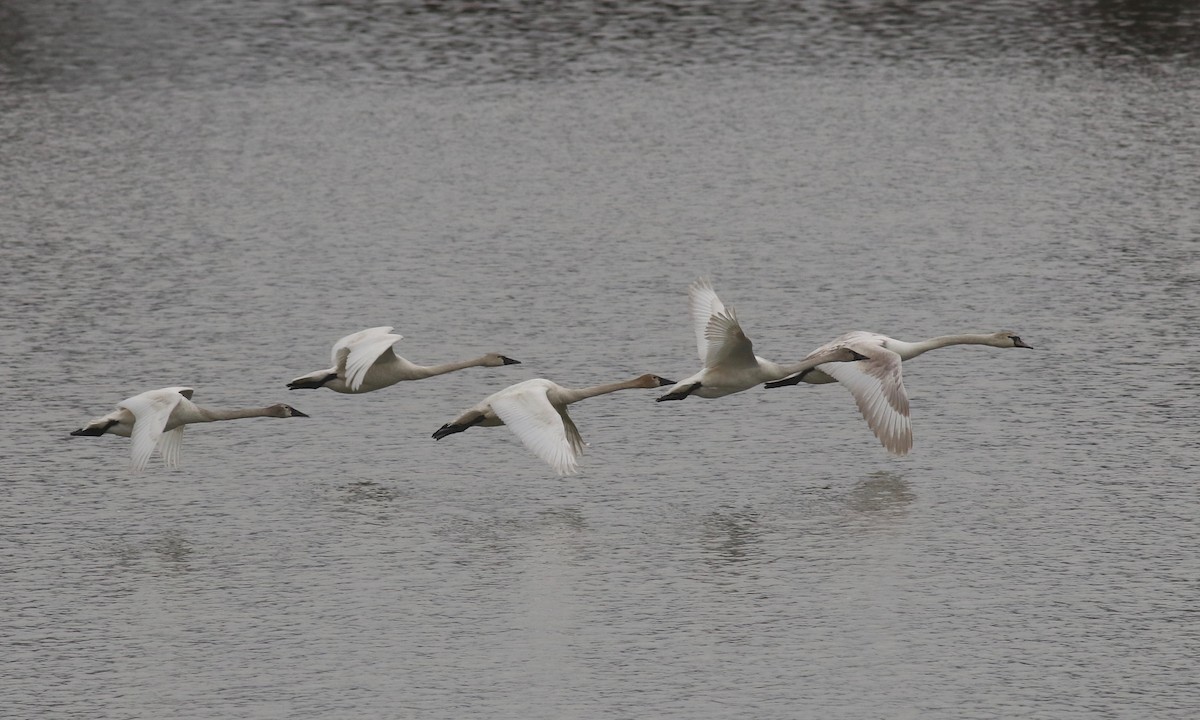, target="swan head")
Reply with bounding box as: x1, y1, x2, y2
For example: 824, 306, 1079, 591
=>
636, 374, 676, 388
269, 404, 310, 418
485, 353, 521, 366
993, 331, 1033, 349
